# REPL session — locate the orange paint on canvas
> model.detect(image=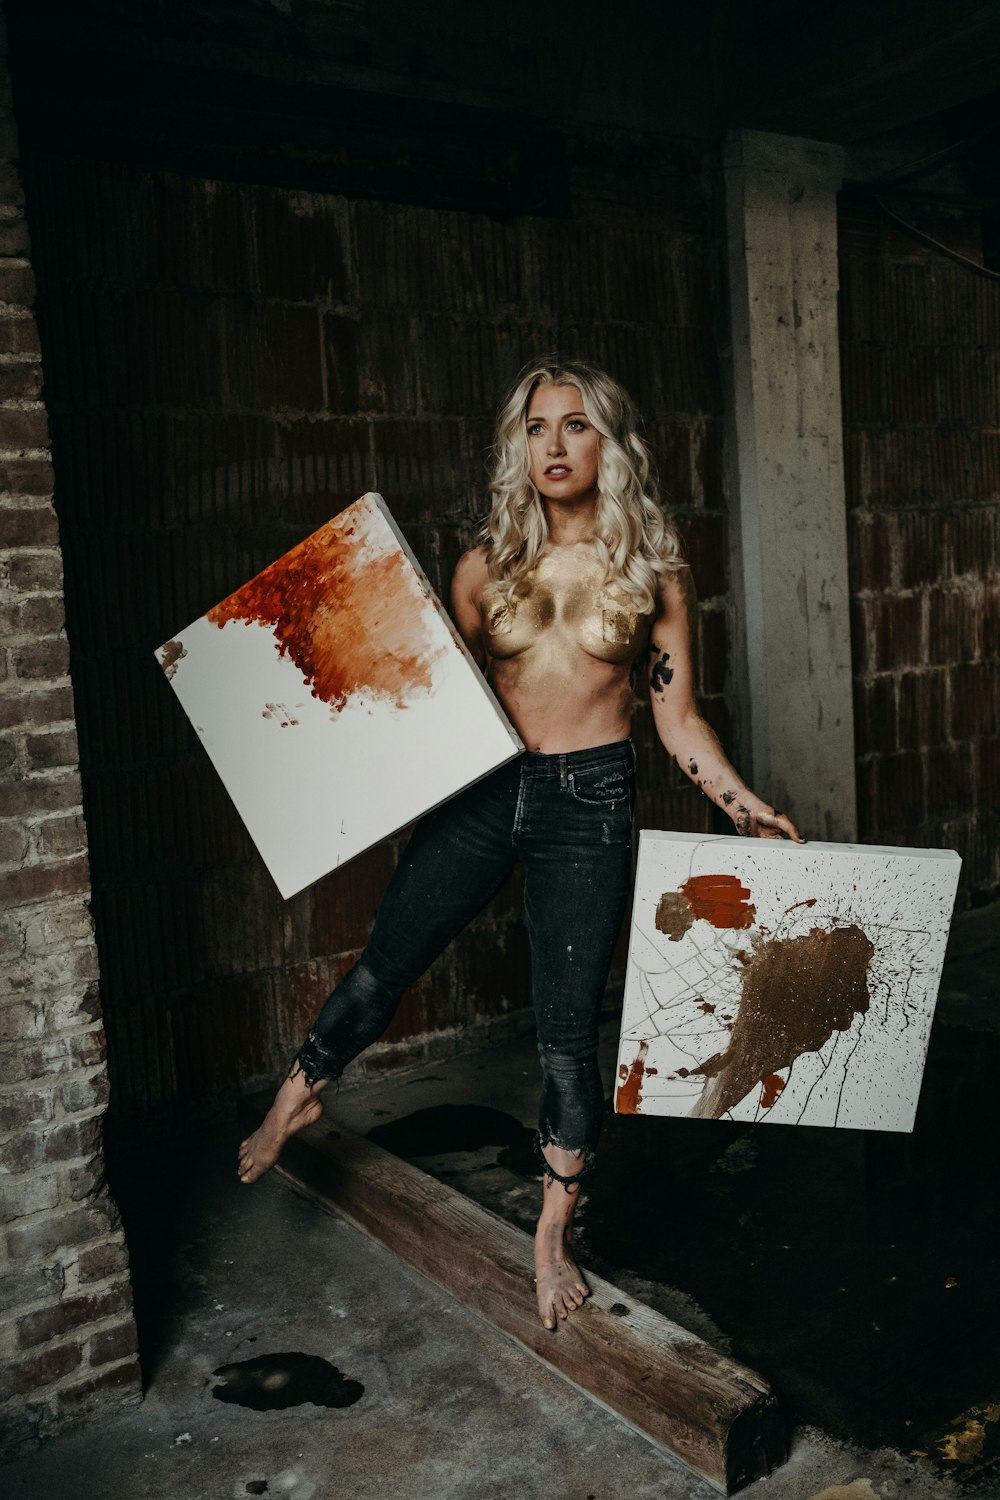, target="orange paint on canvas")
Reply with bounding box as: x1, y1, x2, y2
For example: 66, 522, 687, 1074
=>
207, 505, 445, 712
759, 1073, 786, 1109
680, 873, 756, 930
617, 1040, 652, 1114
